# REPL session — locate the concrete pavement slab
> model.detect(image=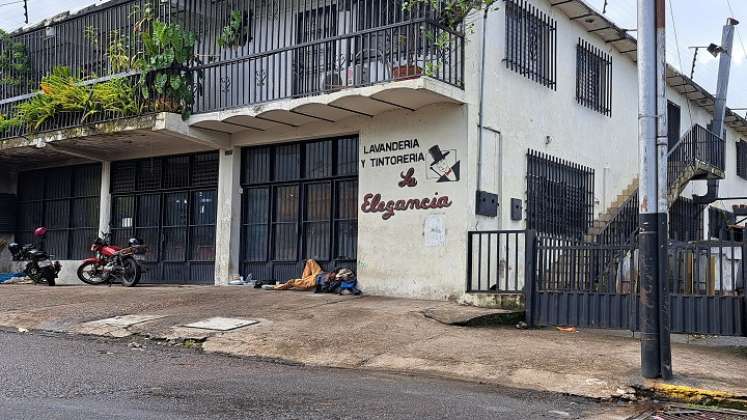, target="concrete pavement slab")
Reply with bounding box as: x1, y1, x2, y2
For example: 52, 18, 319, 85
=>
184, 317, 259, 331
